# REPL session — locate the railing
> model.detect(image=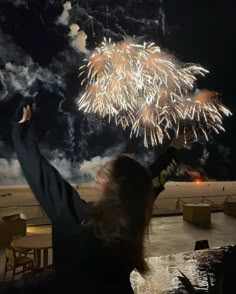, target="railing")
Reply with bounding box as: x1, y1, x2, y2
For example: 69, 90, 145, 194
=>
1, 194, 236, 218
156, 194, 236, 211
